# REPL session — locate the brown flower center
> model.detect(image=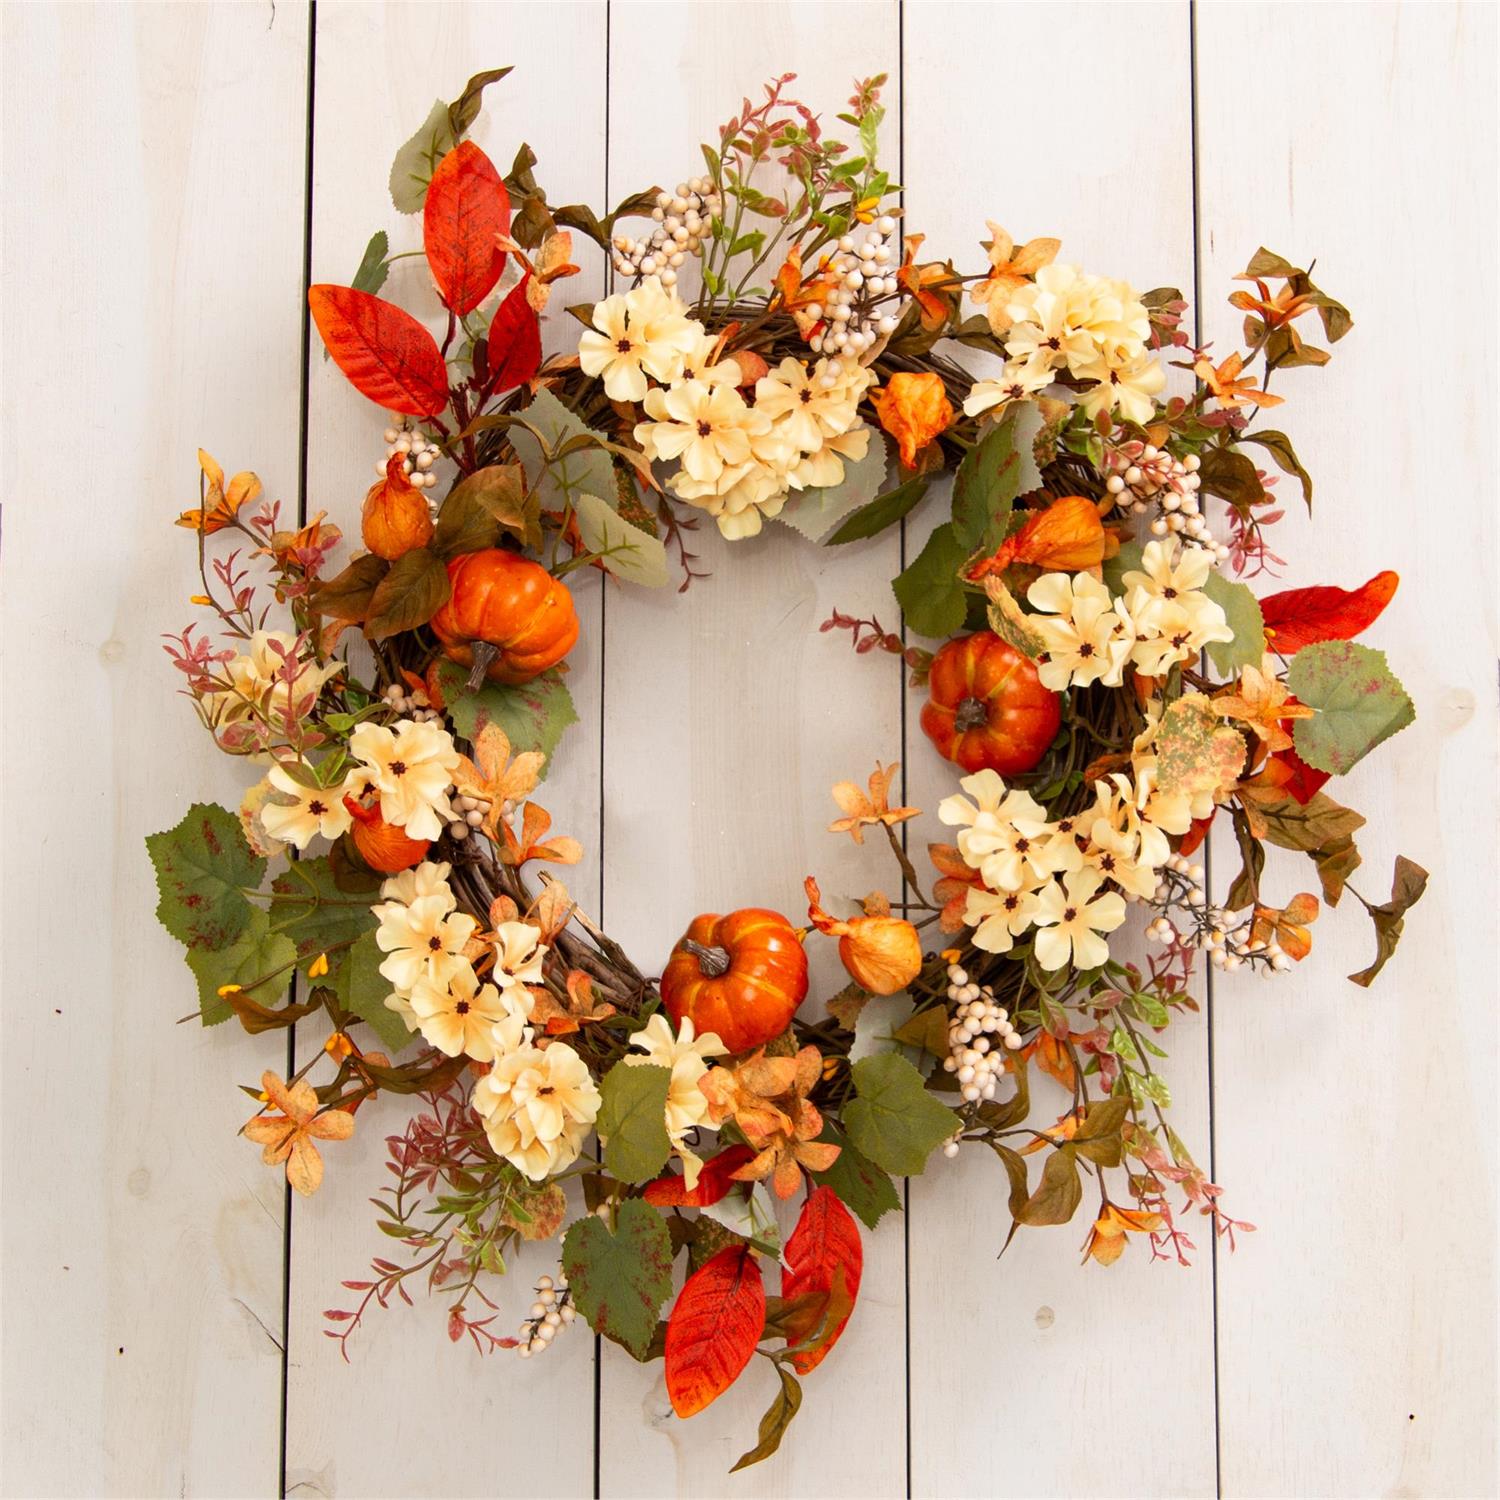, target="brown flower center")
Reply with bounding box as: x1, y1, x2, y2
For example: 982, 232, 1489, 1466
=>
696, 420, 714, 437
1063, 906, 1078, 922
308, 800, 326, 815
390, 760, 407, 777
616, 337, 633, 354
